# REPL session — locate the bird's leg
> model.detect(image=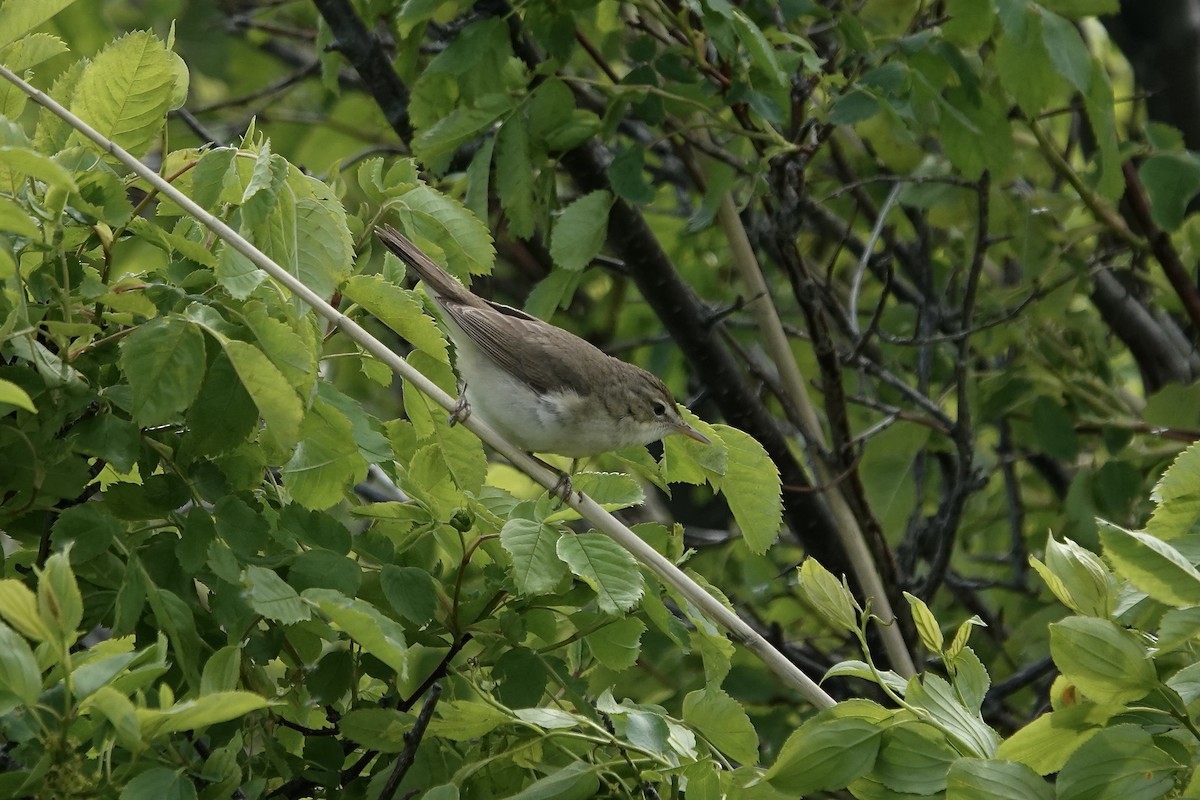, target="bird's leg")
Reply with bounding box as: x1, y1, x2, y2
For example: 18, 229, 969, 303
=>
530, 456, 580, 508
447, 382, 471, 427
